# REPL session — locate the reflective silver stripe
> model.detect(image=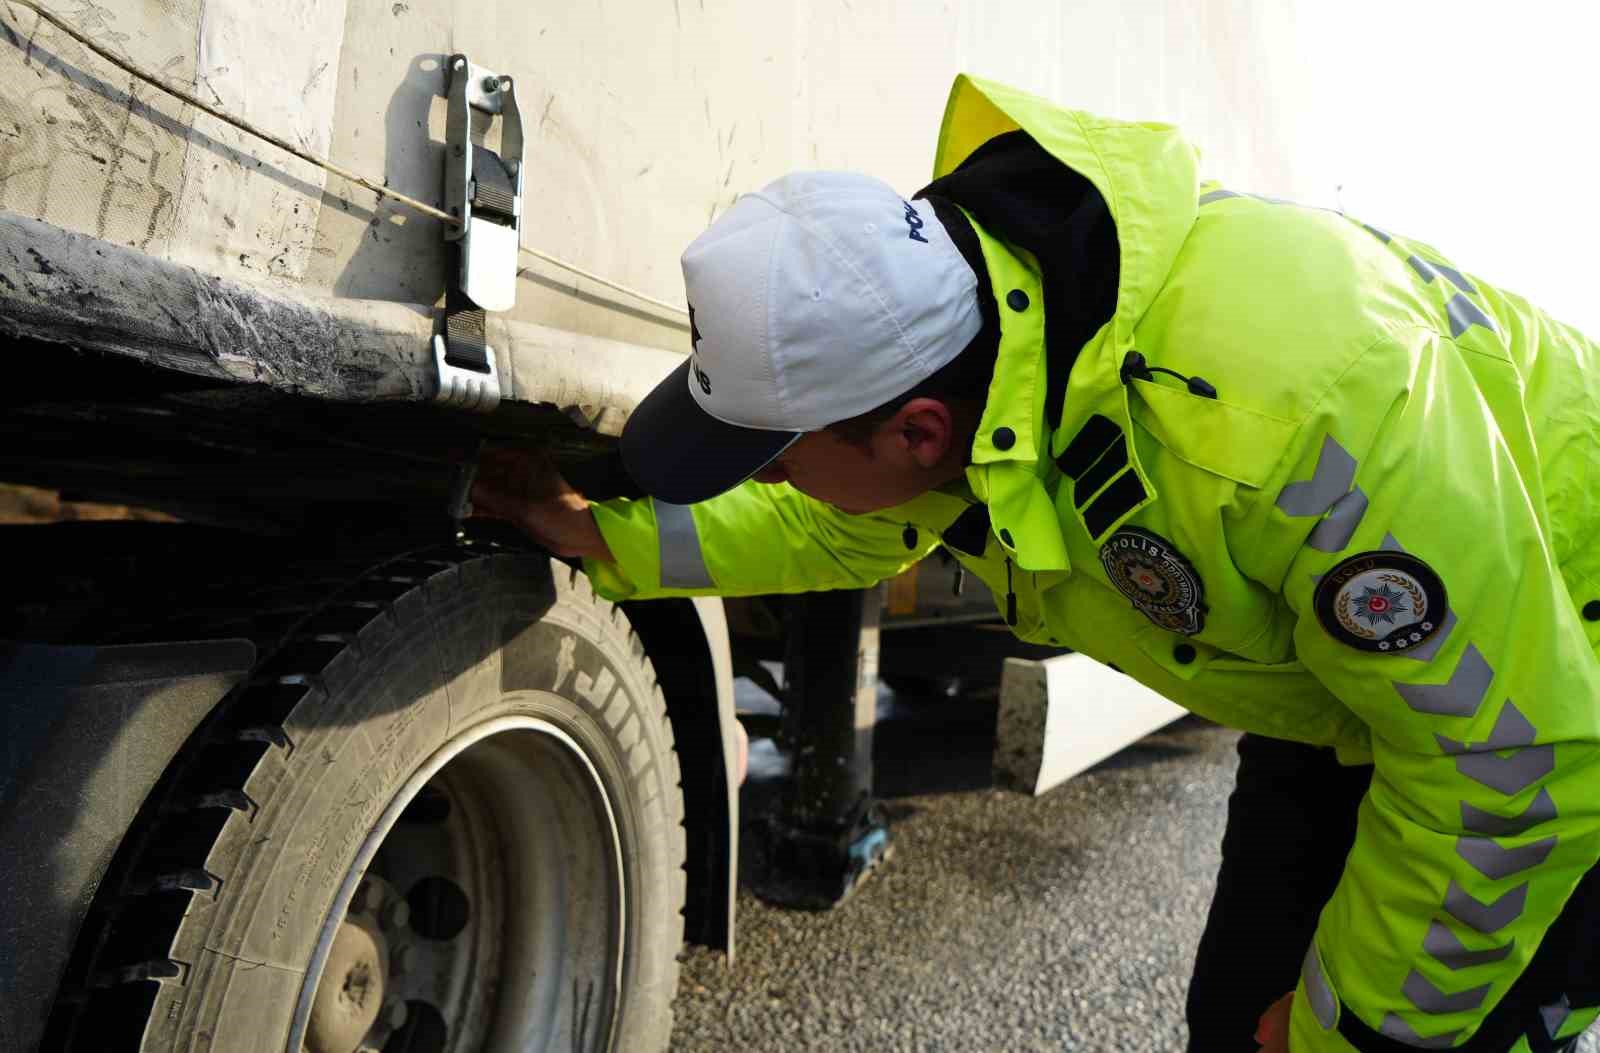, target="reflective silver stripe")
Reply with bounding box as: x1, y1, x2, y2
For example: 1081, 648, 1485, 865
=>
1453, 744, 1554, 795
1308, 486, 1369, 552
655, 500, 714, 589
1456, 835, 1557, 880
1382, 532, 1407, 552
1446, 293, 1499, 338
1435, 702, 1552, 794
1199, 189, 1241, 205
1481, 700, 1538, 748
1363, 223, 1394, 244
1437, 700, 1538, 753
1462, 787, 1558, 836
1409, 254, 1479, 295
1381, 1012, 1462, 1049
1409, 255, 1440, 283
1393, 643, 1492, 718
1402, 609, 1457, 663
1542, 995, 1572, 1038
1443, 879, 1528, 933
1277, 435, 1358, 517
1423, 920, 1514, 970
1432, 262, 1477, 295
1301, 943, 1338, 1029
1403, 969, 1491, 1014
